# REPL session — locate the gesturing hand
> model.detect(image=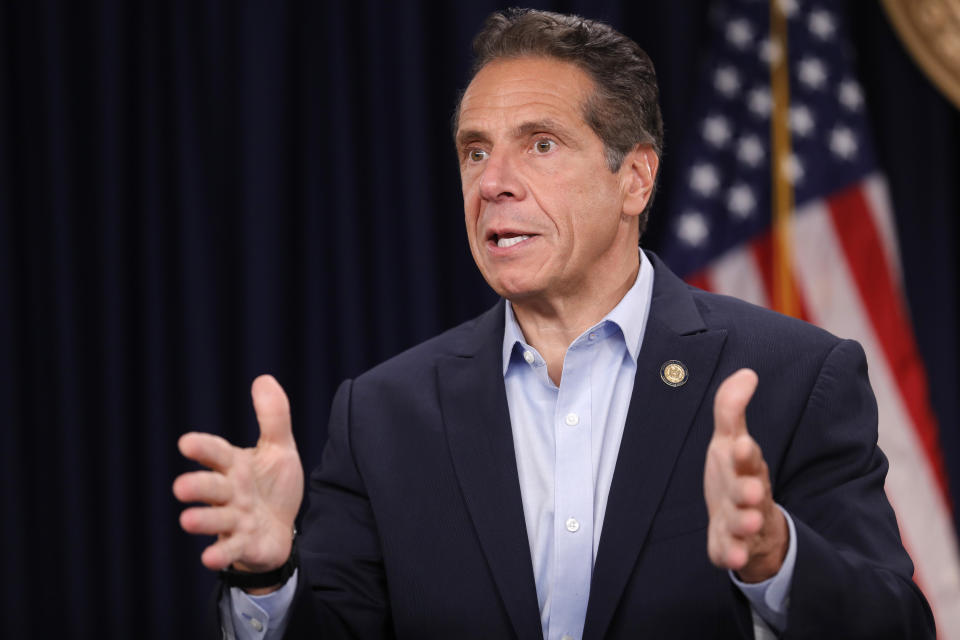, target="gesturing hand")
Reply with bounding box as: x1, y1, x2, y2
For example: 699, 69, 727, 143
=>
704, 369, 788, 583
173, 375, 304, 585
